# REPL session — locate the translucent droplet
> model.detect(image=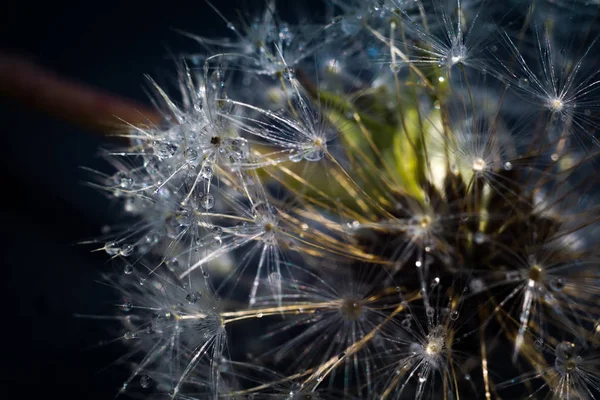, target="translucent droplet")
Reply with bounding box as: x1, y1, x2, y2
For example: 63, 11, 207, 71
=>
105, 241, 119, 256
550, 278, 566, 291
113, 171, 133, 189
503, 161, 513, 171
289, 149, 304, 162
304, 147, 325, 162
123, 331, 135, 340
121, 302, 133, 312
124, 264, 133, 275
186, 291, 201, 304
186, 147, 198, 162
450, 310, 459, 321
155, 141, 178, 159
140, 375, 153, 388
226, 22, 236, 31
119, 244, 134, 257
201, 193, 215, 210
200, 165, 213, 180
228, 138, 250, 161
390, 63, 400, 73
212, 226, 223, 238
426, 307, 435, 317
474, 232, 485, 244
402, 318, 412, 330
283, 66, 295, 80
534, 338, 544, 350
203, 270, 210, 278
